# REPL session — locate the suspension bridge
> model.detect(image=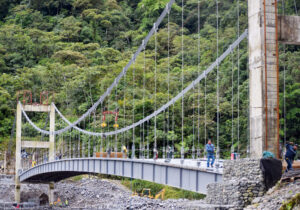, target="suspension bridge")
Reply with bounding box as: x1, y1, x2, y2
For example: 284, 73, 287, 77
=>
10, 0, 299, 204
